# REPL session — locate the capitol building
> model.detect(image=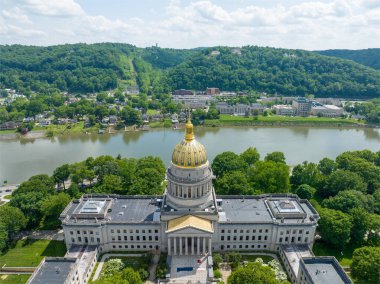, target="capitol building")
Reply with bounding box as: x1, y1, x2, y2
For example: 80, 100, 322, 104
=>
29, 118, 352, 284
